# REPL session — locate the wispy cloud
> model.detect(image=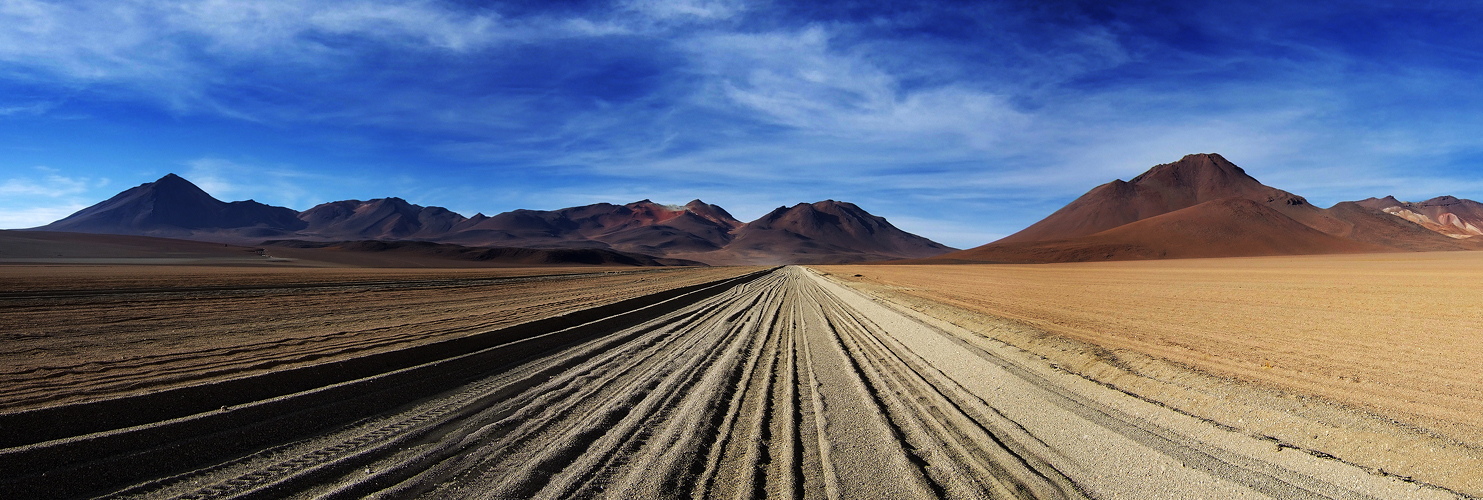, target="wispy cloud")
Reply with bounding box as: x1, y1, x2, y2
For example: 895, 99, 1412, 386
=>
6, 2, 1483, 244
183, 157, 328, 209
0, 170, 101, 197
0, 168, 108, 228
0, 204, 89, 229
